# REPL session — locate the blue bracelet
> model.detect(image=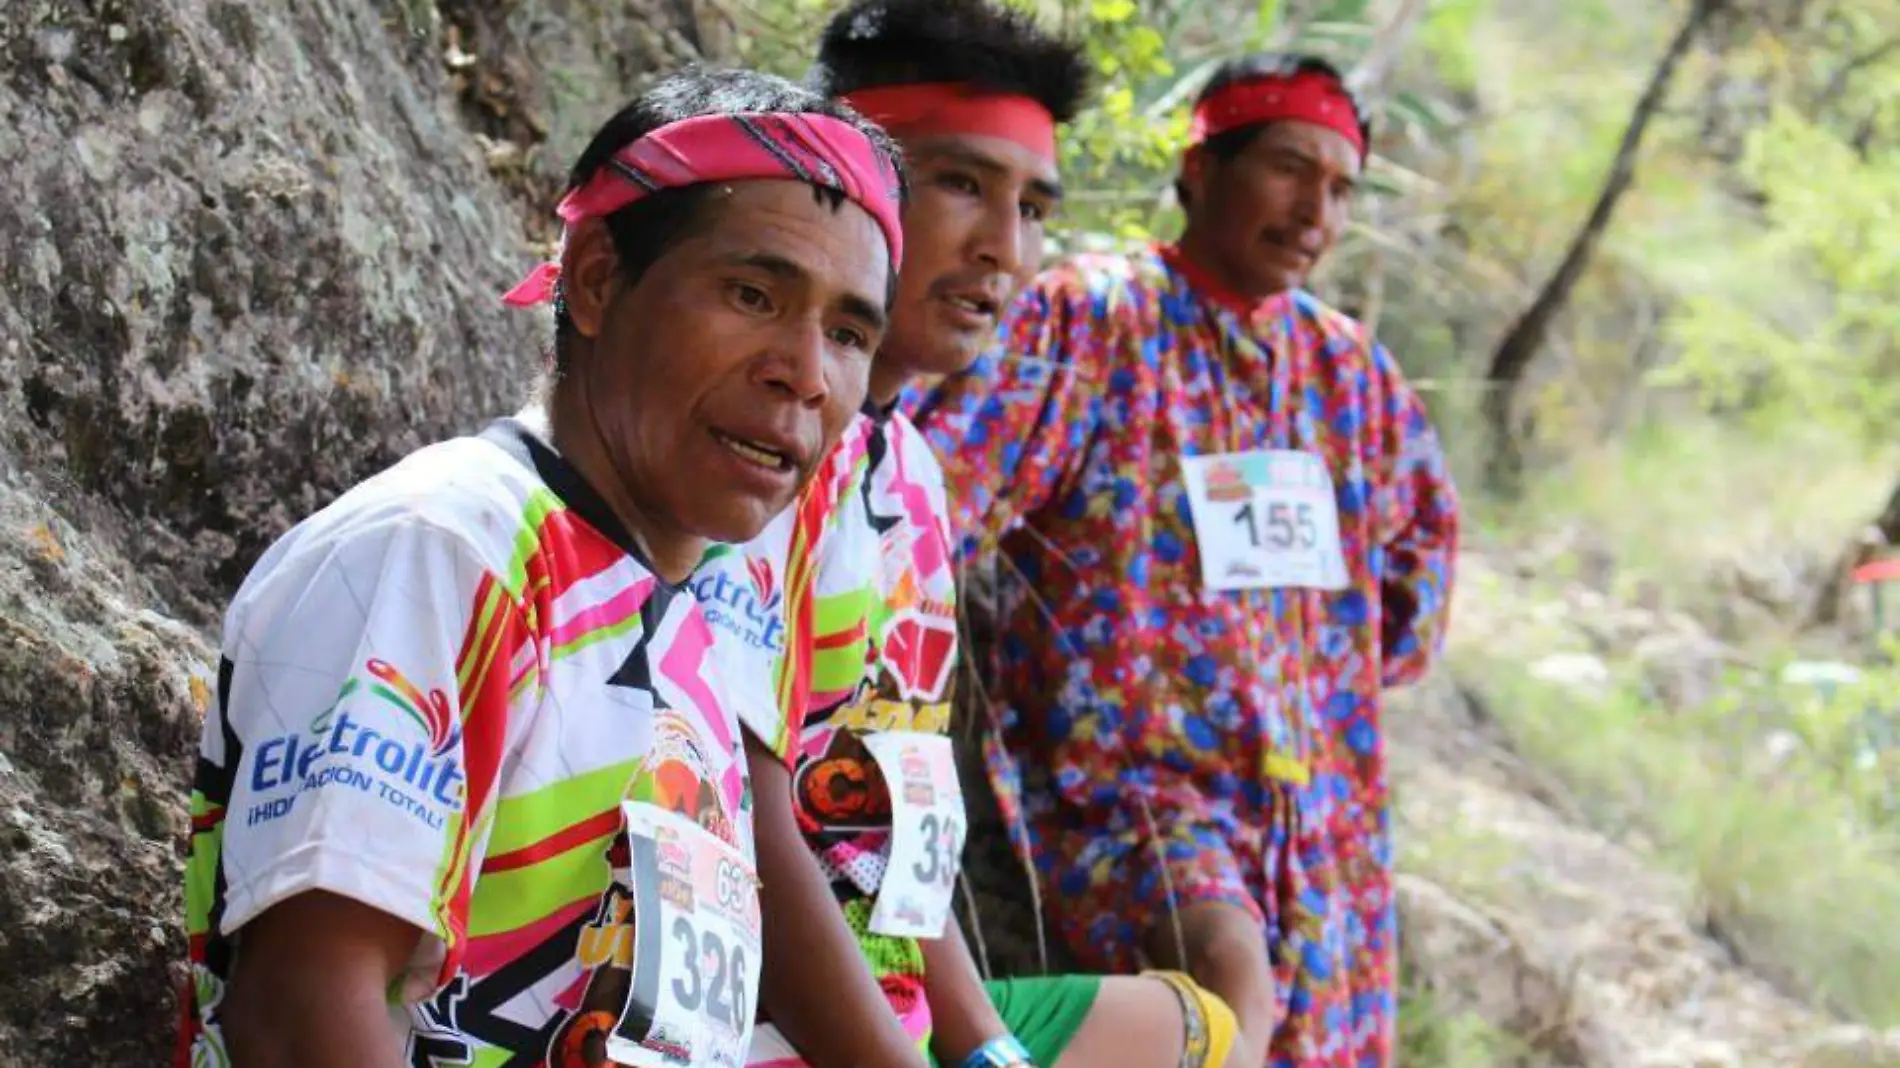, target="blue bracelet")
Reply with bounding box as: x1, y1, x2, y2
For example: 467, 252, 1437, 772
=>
959, 1034, 1033, 1068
